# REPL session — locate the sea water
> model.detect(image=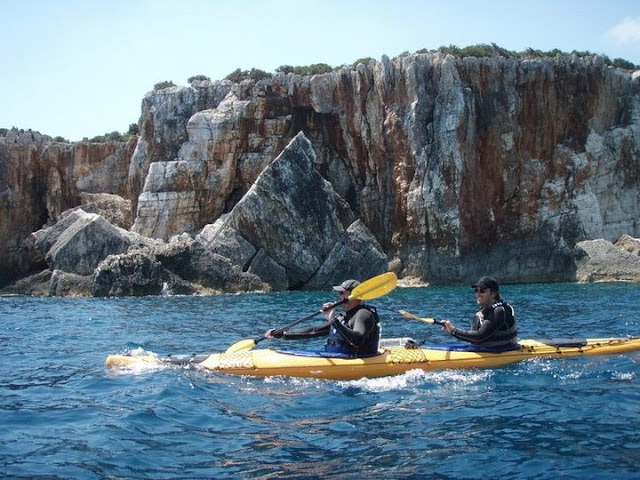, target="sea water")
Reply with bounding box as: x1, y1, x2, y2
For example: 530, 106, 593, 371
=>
1, 283, 639, 479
